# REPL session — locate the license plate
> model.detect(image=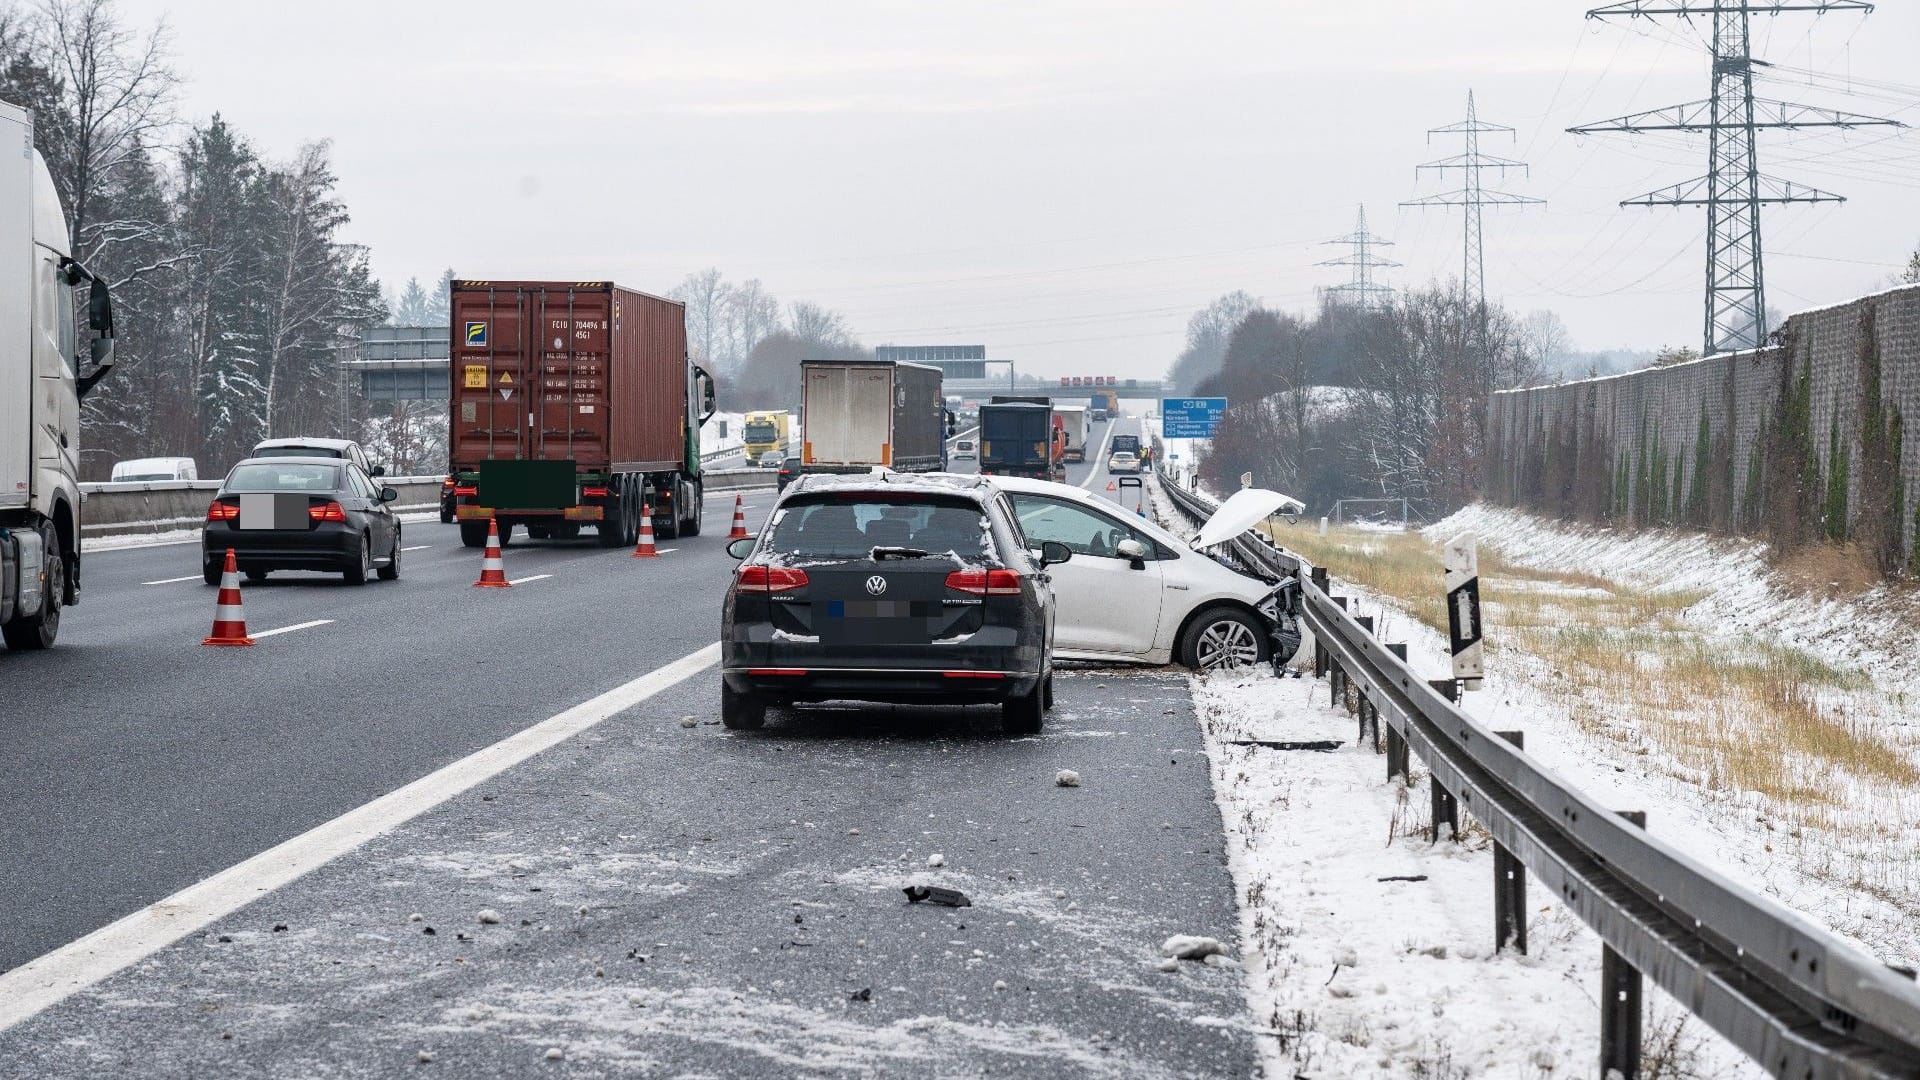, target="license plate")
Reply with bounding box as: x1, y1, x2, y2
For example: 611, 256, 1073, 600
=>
824, 600, 929, 619
239, 493, 309, 530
